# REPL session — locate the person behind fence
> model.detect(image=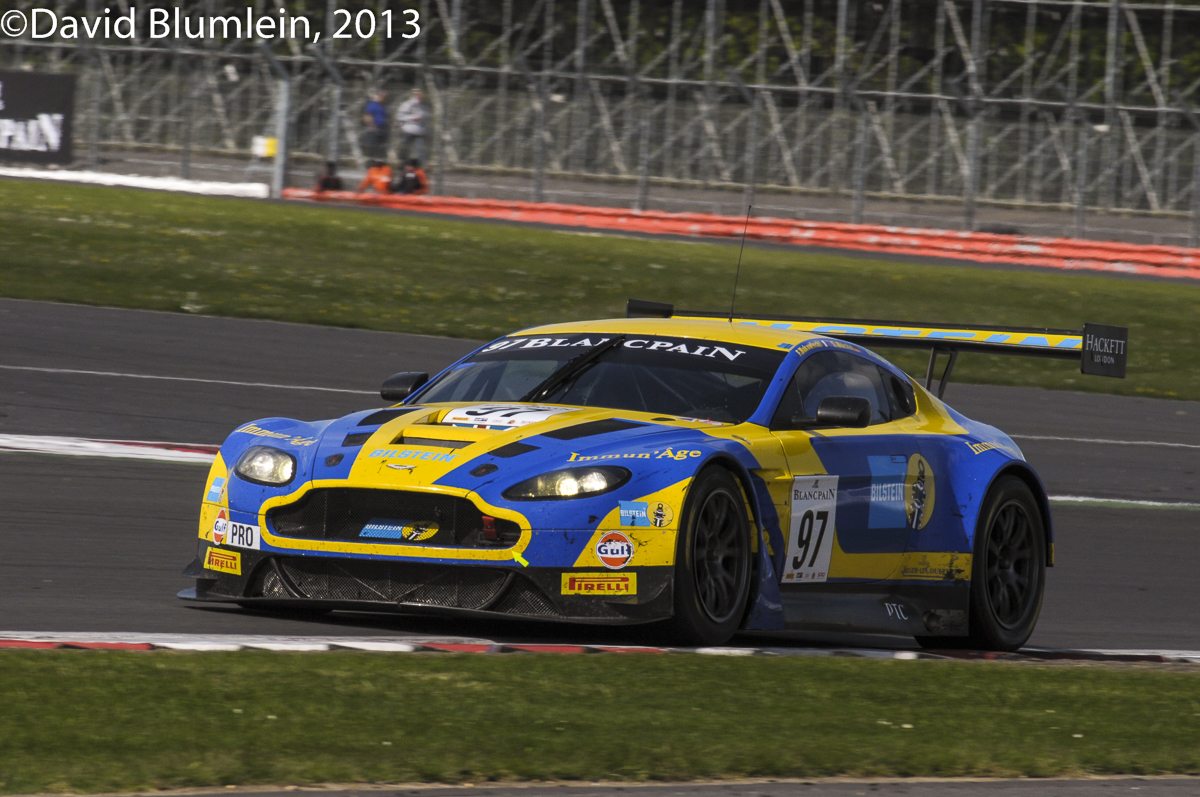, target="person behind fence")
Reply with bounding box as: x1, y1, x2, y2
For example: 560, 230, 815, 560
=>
357, 160, 393, 194
314, 161, 344, 192
392, 159, 428, 195
361, 90, 388, 159
394, 88, 428, 165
